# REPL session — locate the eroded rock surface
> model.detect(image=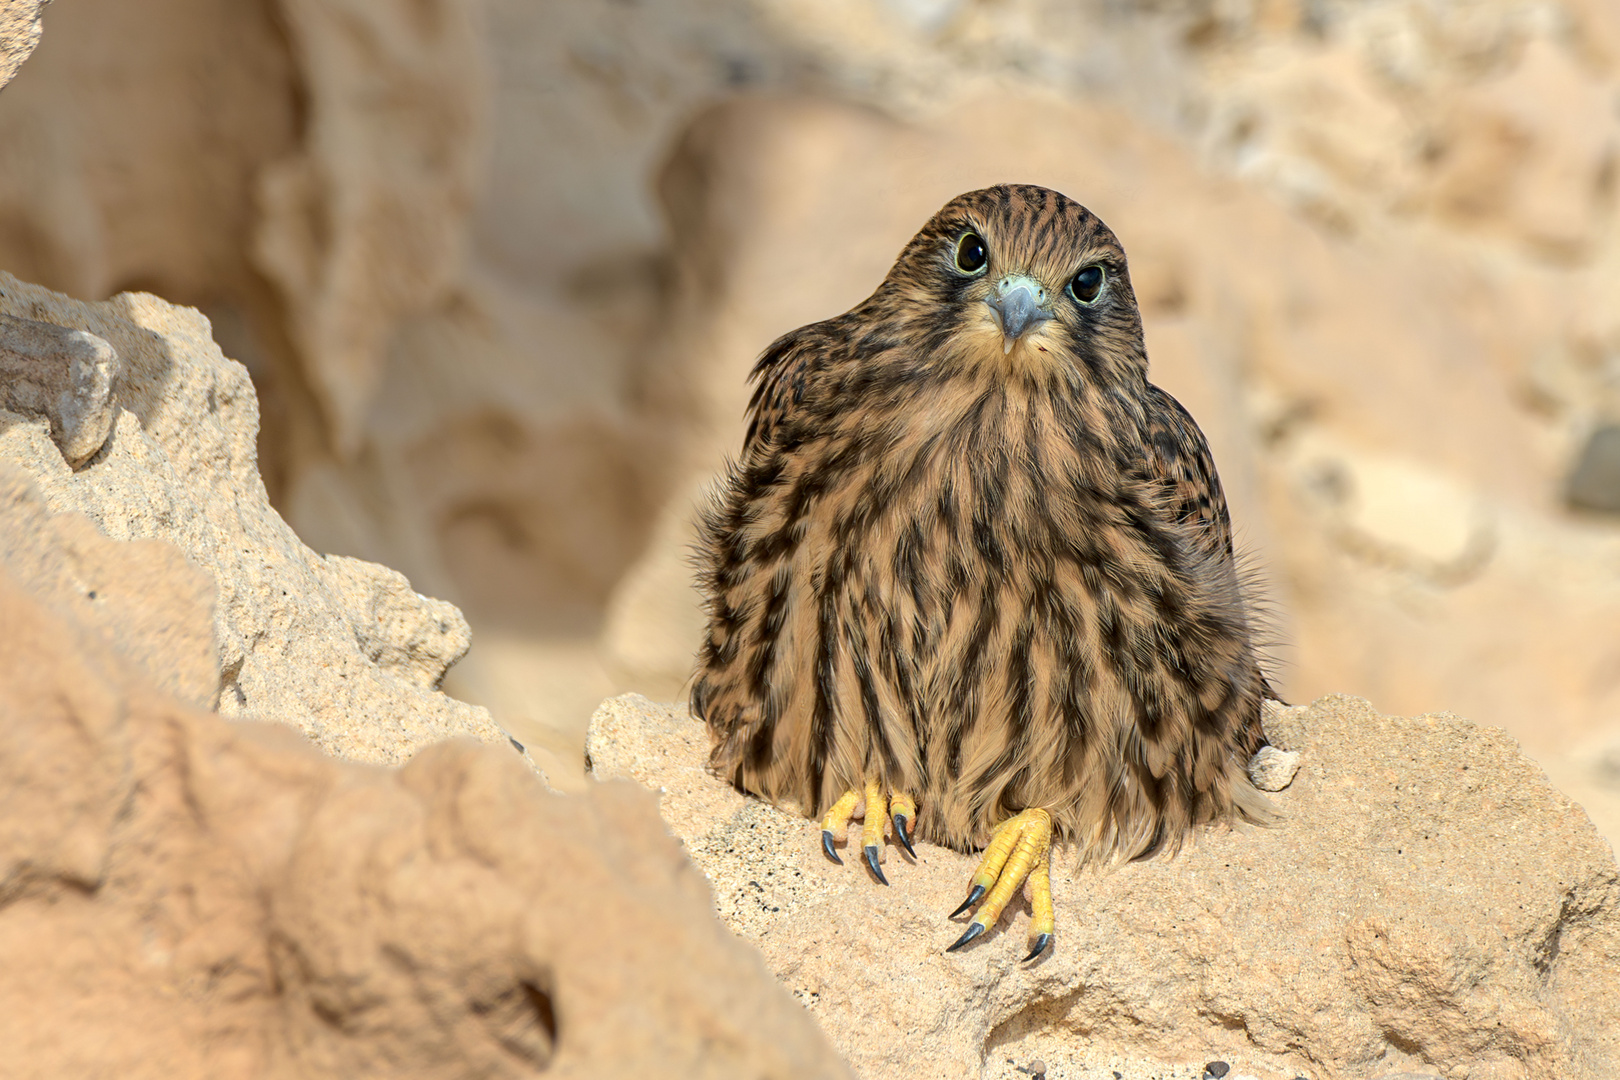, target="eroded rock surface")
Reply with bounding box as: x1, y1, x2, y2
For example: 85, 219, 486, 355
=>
0, 272, 505, 764
589, 693, 1620, 1080
0, 0, 42, 87
0, 489, 851, 1080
